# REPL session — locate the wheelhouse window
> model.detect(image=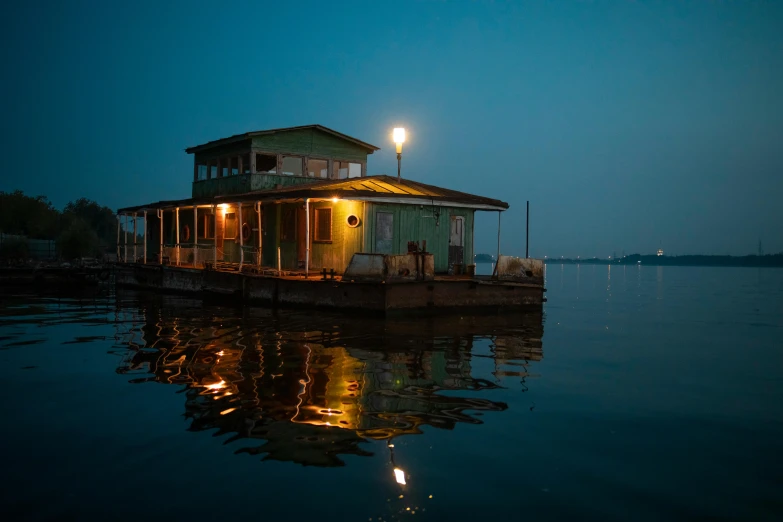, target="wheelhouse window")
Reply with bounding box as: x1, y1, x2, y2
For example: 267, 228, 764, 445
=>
255, 153, 277, 174
281, 208, 296, 242
224, 212, 237, 239
314, 208, 332, 242
334, 161, 362, 179
308, 158, 328, 178
281, 156, 303, 176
